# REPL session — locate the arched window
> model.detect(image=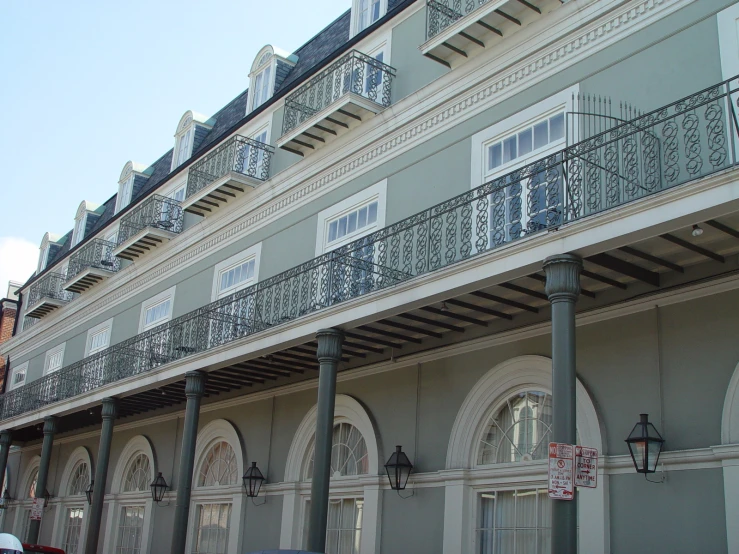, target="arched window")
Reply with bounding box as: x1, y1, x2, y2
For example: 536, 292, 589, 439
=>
249, 47, 275, 111
13, 457, 41, 542
283, 395, 381, 554
122, 453, 151, 493
67, 461, 90, 496
27, 468, 38, 499
188, 420, 244, 554
444, 356, 606, 554
53, 447, 93, 554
